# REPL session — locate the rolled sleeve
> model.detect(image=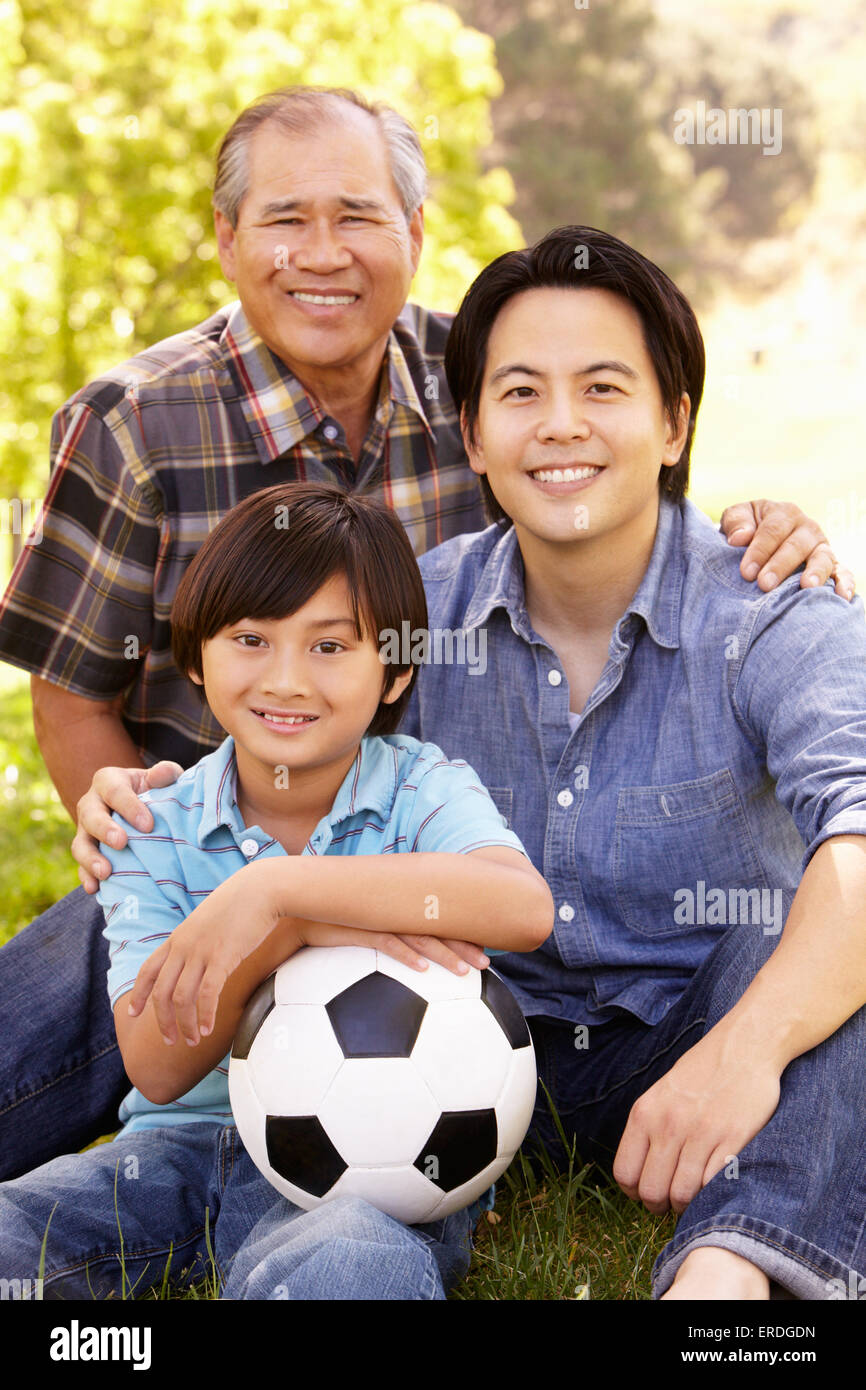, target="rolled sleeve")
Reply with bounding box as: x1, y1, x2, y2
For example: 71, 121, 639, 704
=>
733, 584, 866, 867
0, 397, 161, 696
